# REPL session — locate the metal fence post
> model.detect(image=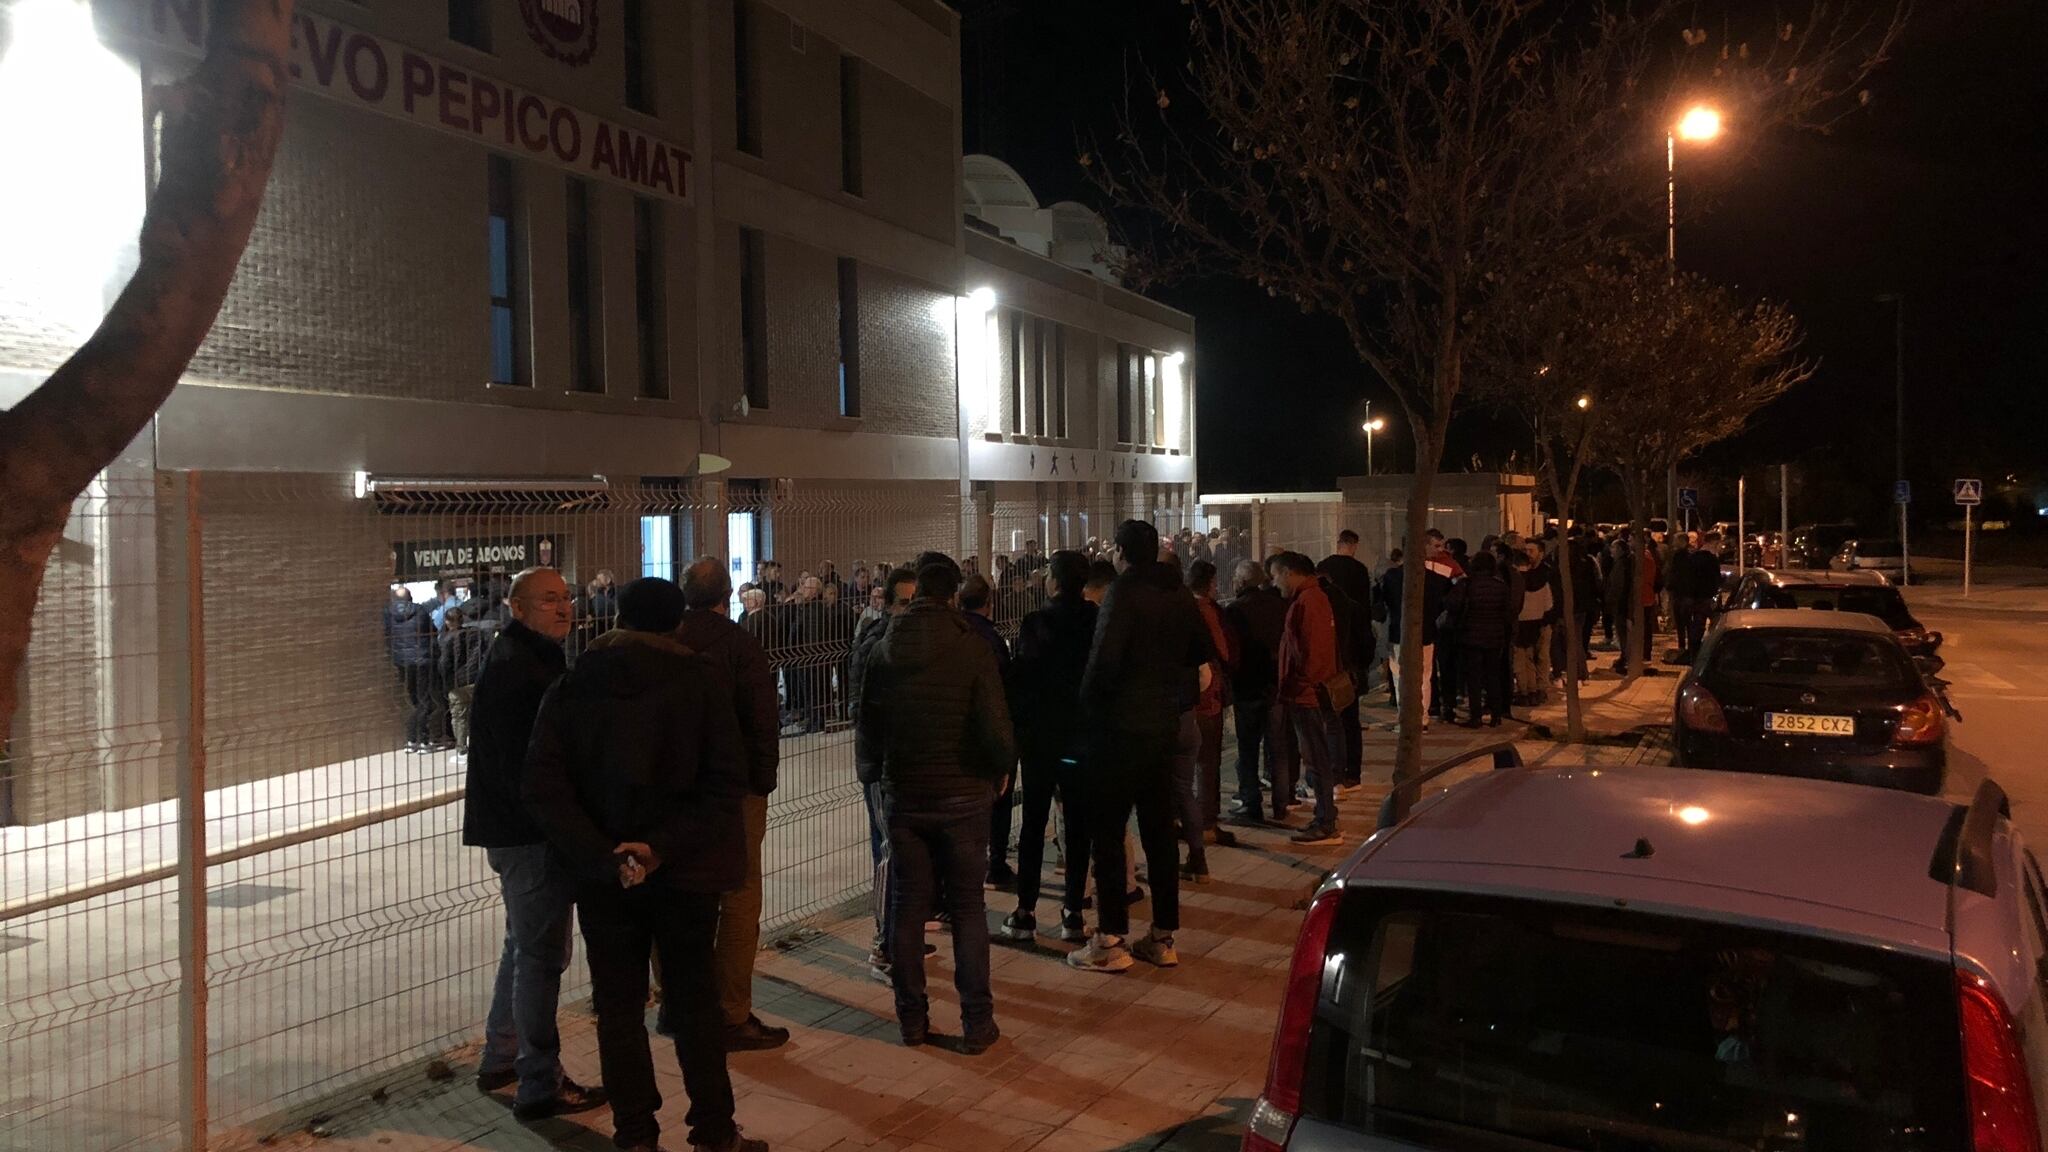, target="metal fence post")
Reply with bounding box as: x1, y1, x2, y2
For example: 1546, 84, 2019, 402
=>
162, 471, 209, 1151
